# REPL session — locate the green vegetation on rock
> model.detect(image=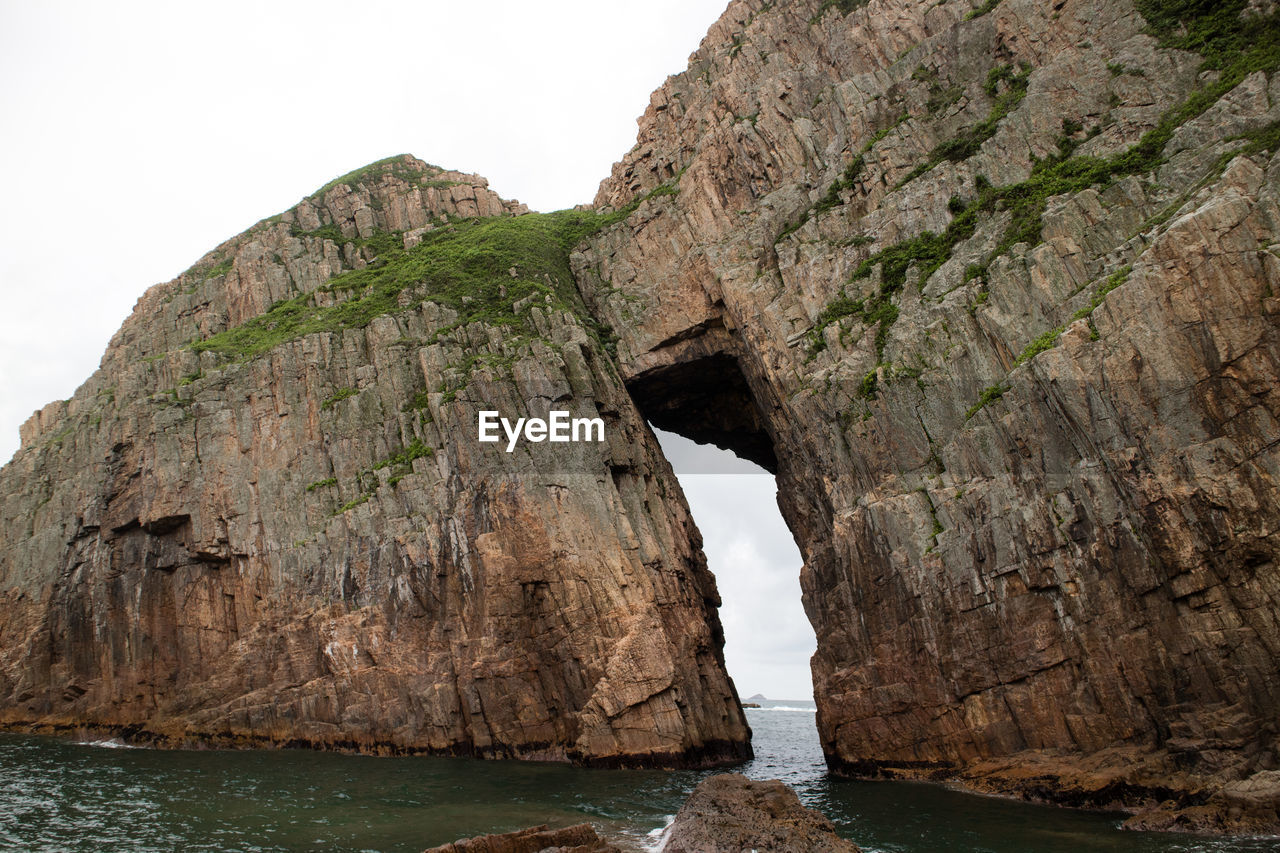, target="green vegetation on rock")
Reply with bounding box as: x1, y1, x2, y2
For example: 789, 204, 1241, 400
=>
857, 369, 879, 401
321, 387, 358, 410
190, 172, 676, 364
1136, 0, 1278, 70
191, 212, 607, 361
778, 113, 908, 243
310, 154, 444, 200
898, 63, 1031, 187
812, 0, 867, 22
204, 258, 234, 280
305, 477, 337, 492
332, 439, 435, 514
1011, 265, 1133, 366
180, 255, 234, 285
966, 383, 1008, 420
809, 0, 1279, 365
965, 0, 1002, 20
